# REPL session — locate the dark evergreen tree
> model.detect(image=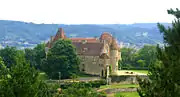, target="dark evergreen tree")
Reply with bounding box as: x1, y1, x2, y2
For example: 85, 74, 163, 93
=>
0, 55, 53, 97
137, 8, 180, 97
